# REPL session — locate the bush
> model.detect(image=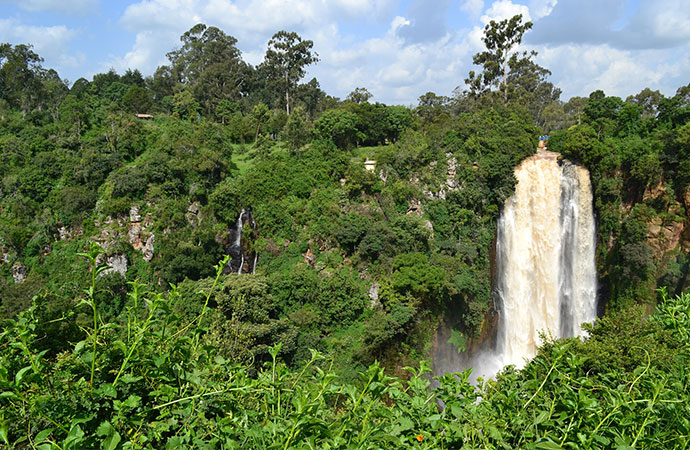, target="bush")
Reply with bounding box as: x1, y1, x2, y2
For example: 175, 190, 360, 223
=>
336, 212, 370, 252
